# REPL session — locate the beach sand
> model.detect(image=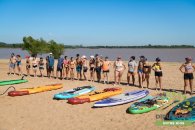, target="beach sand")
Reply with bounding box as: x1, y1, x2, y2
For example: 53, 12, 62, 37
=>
0, 59, 194, 130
